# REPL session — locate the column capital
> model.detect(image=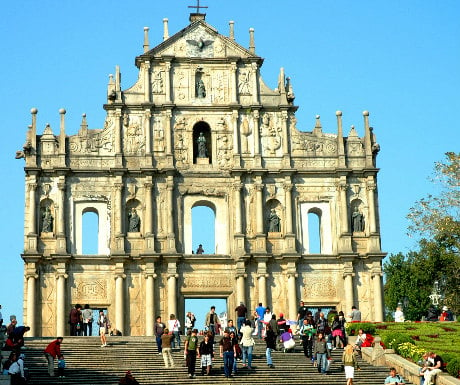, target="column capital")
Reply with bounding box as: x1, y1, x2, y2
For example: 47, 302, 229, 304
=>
57, 182, 66, 191
144, 182, 153, 190
337, 182, 348, 192
115, 273, 127, 280
287, 272, 298, 279
114, 183, 124, 191
167, 273, 179, 279
366, 182, 376, 191
29, 183, 38, 191
26, 273, 39, 280
257, 273, 269, 279
283, 183, 293, 192
342, 271, 355, 279
235, 273, 247, 279
233, 182, 243, 191
144, 272, 157, 279
56, 273, 68, 280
